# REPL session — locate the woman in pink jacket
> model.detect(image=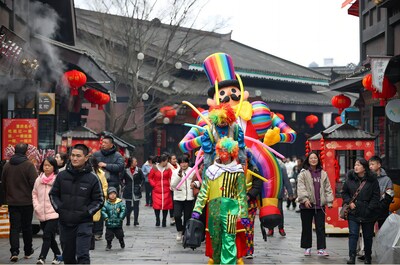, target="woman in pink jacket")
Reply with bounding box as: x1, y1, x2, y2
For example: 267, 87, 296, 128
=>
32, 157, 62, 264
149, 154, 173, 227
